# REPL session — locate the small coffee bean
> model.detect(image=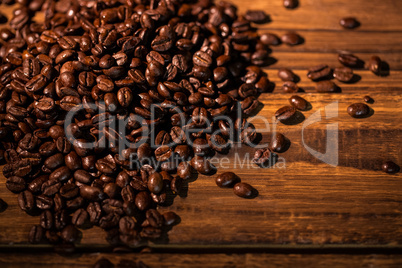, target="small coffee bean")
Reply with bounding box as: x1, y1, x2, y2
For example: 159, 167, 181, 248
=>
18, 190, 36, 212
381, 161, 400, 174
163, 211, 179, 226
215, 172, 240, 188
61, 225, 80, 243
148, 172, 164, 194
347, 103, 370, 118
333, 67, 354, 82
40, 210, 54, 230
6, 176, 26, 193
29, 225, 44, 244
340, 17, 360, 29
283, 0, 298, 9
233, 182, 257, 198
289, 95, 309, 111
363, 96, 374, 104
